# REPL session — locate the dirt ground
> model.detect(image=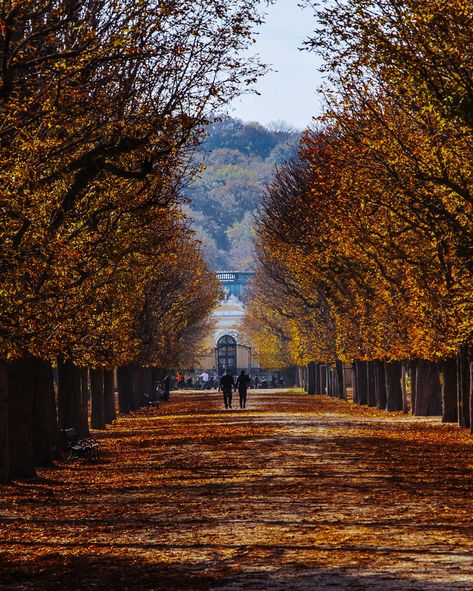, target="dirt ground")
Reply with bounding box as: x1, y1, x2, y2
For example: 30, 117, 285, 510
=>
2, 388, 473, 590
